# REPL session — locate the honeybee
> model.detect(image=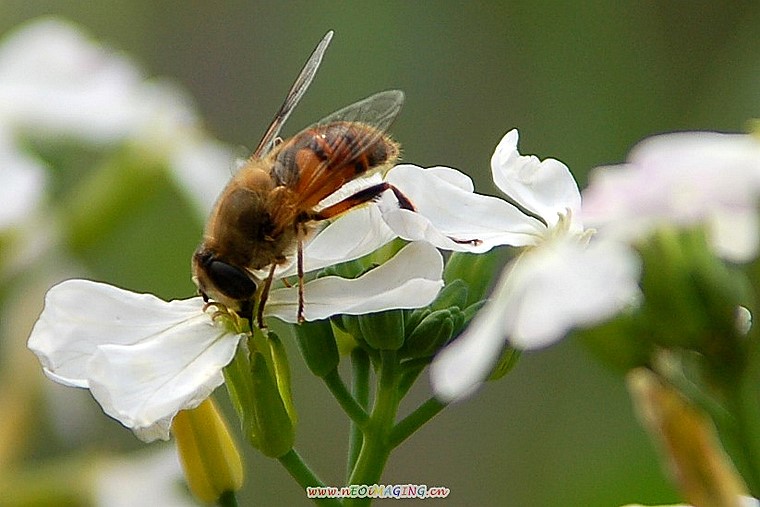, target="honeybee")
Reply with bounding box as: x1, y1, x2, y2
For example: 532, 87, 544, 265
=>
192, 31, 414, 327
